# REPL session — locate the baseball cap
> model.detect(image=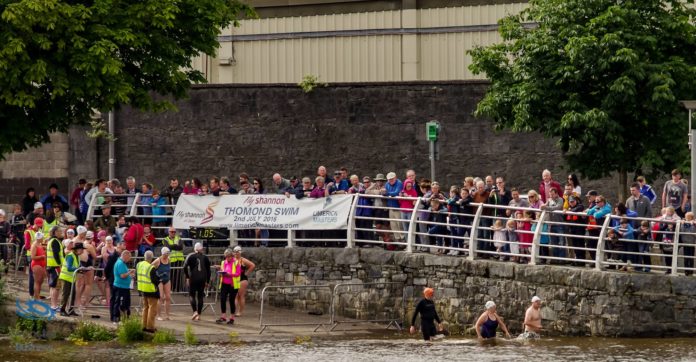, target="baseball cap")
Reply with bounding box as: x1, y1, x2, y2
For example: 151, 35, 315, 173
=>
386, 172, 397, 180
374, 174, 386, 181
233, 246, 242, 252
161, 247, 171, 255
532, 296, 542, 303
485, 301, 496, 310
34, 202, 43, 210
